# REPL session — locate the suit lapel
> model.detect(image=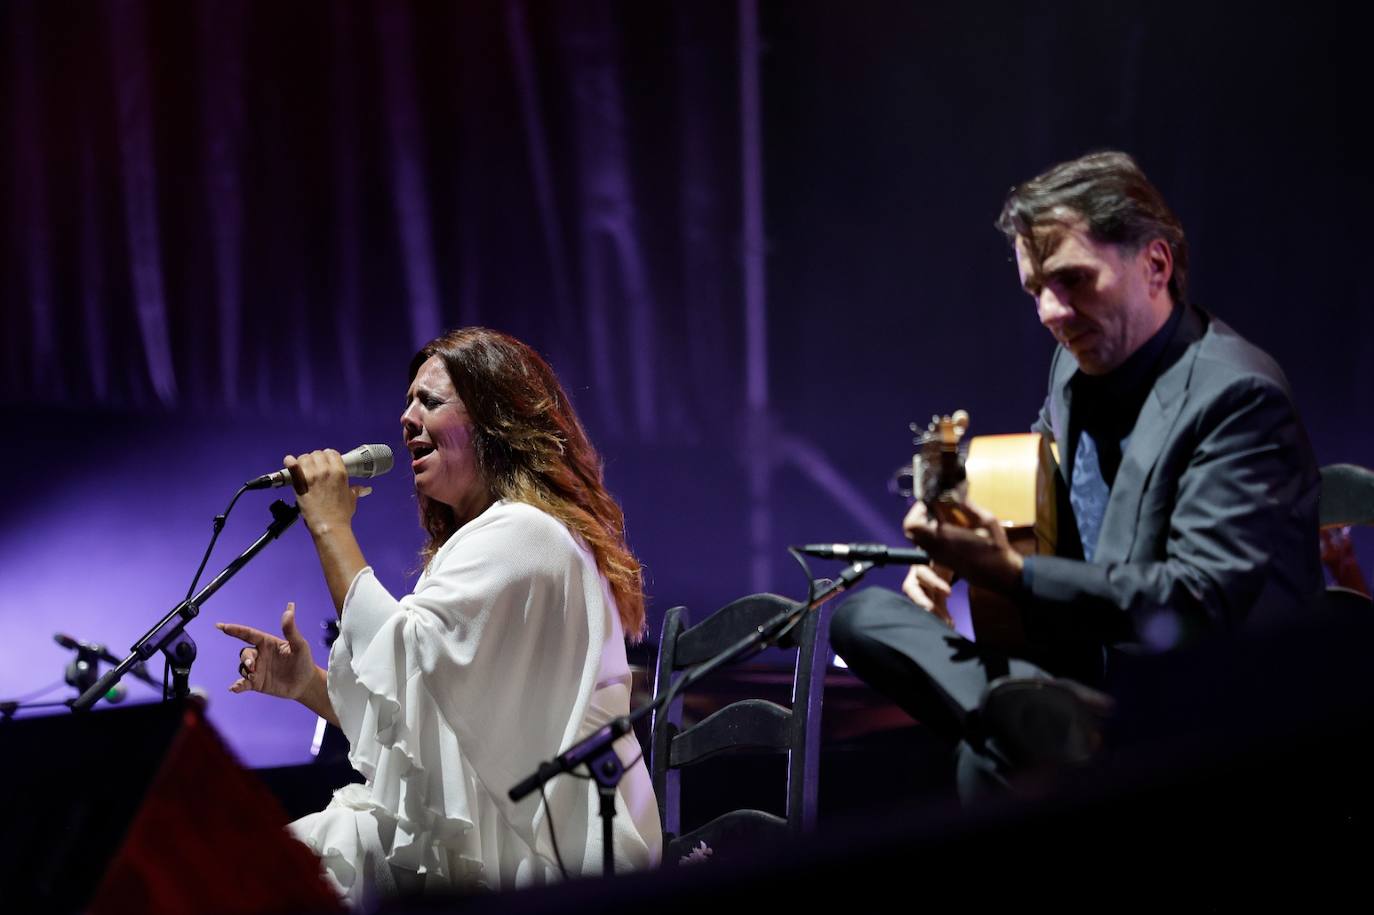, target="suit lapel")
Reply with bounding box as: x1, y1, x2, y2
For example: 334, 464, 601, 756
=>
1092, 306, 1207, 563
1047, 347, 1075, 486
